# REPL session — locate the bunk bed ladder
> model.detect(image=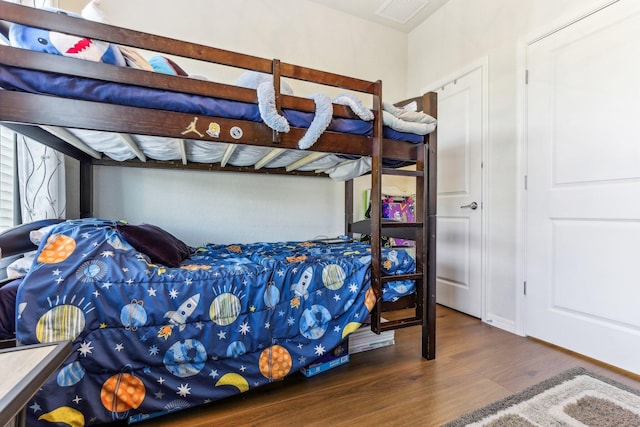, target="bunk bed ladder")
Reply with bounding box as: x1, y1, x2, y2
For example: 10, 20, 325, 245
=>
346, 92, 437, 360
